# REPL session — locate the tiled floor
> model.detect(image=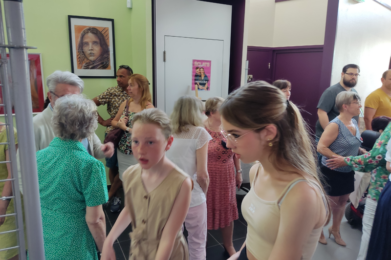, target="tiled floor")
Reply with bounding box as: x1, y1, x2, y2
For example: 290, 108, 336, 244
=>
104, 189, 363, 260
